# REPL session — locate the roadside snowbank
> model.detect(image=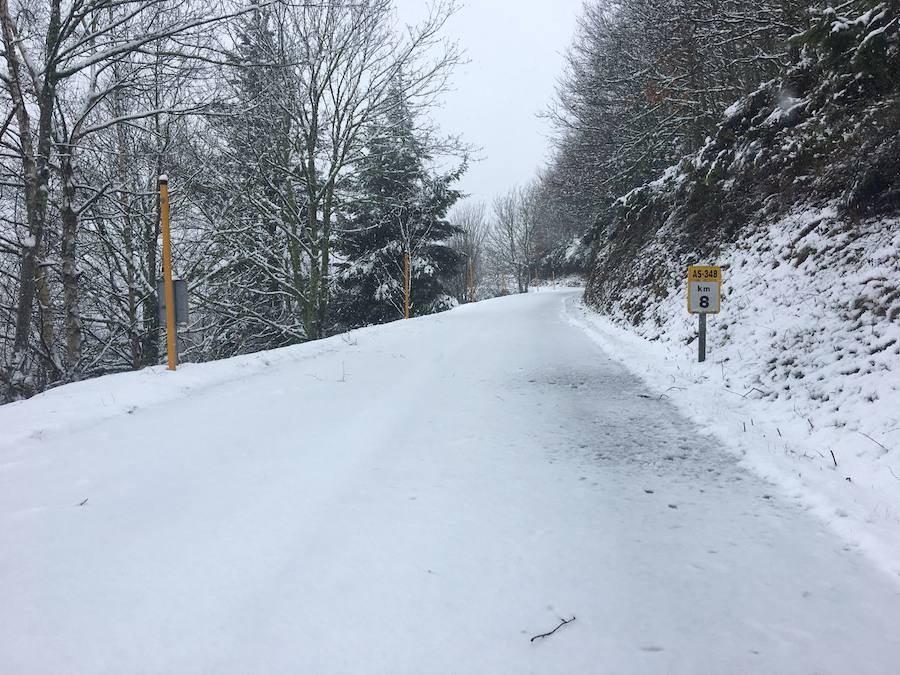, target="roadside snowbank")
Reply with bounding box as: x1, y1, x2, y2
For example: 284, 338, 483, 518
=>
569, 209, 900, 581
0, 332, 357, 456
